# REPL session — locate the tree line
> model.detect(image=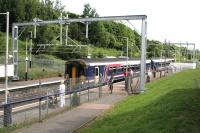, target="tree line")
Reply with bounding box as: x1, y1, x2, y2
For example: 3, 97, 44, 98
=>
0, 0, 195, 60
